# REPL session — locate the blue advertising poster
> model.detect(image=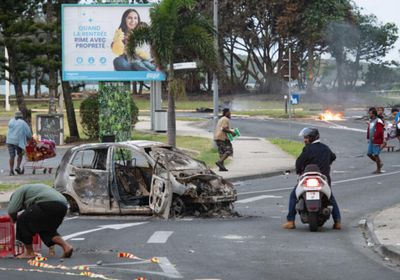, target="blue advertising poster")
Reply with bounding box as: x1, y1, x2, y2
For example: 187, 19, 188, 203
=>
62, 4, 166, 81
